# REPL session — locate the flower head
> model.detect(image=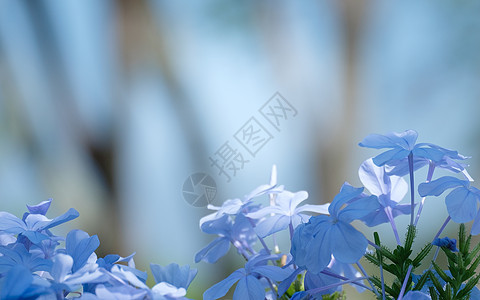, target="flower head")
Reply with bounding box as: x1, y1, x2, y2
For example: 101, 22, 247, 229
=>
291, 183, 378, 274
359, 130, 445, 167
358, 158, 410, 227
